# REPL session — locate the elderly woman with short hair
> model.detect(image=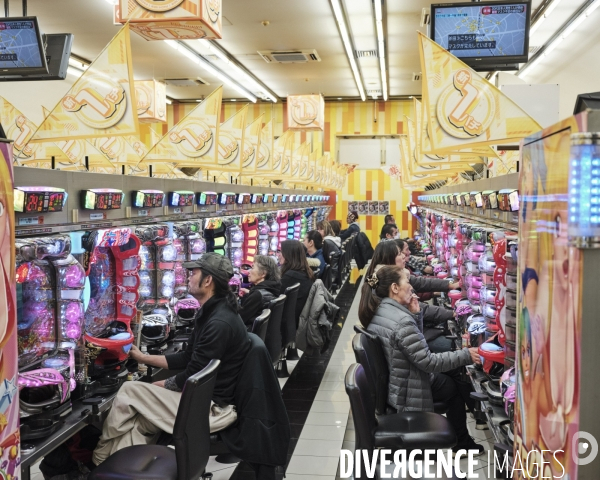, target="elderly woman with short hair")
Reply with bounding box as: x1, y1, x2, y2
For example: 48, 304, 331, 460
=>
239, 255, 281, 330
